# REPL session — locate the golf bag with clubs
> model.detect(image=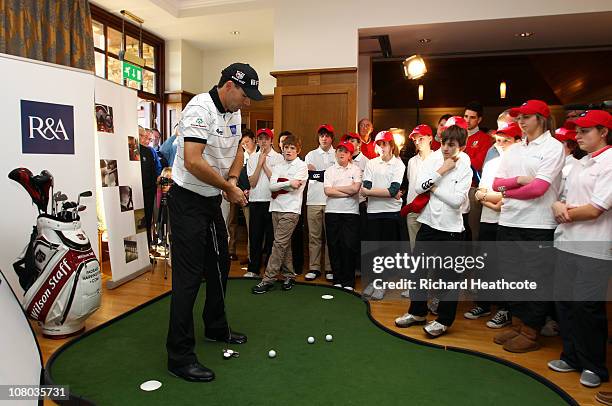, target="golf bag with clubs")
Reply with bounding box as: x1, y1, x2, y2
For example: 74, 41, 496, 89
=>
9, 168, 101, 338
